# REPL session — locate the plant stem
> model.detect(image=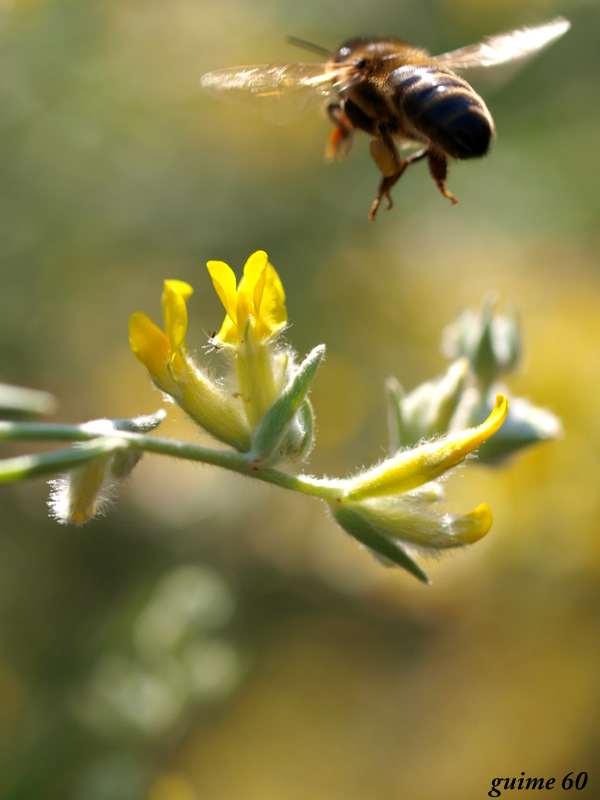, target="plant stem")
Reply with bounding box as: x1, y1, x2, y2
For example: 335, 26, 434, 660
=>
0, 421, 343, 502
